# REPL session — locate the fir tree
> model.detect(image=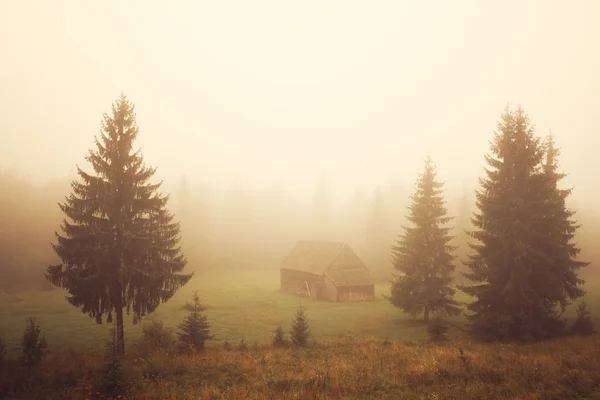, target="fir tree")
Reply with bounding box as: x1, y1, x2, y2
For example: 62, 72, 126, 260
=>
539, 135, 587, 310
272, 326, 286, 348
46, 95, 192, 355
290, 305, 310, 347
570, 299, 596, 336
389, 156, 461, 322
21, 317, 47, 380
458, 106, 587, 341
177, 290, 212, 352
